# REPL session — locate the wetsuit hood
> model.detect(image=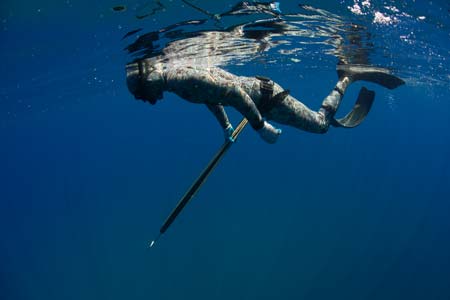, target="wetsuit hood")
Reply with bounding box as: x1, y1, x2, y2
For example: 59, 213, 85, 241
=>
126, 60, 166, 105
